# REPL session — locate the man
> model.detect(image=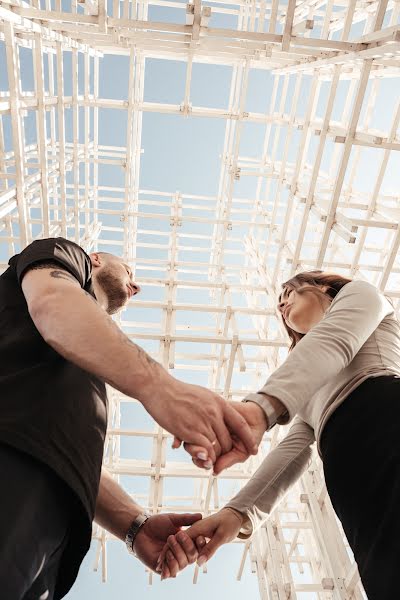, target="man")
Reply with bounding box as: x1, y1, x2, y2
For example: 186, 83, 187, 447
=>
0, 237, 258, 599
